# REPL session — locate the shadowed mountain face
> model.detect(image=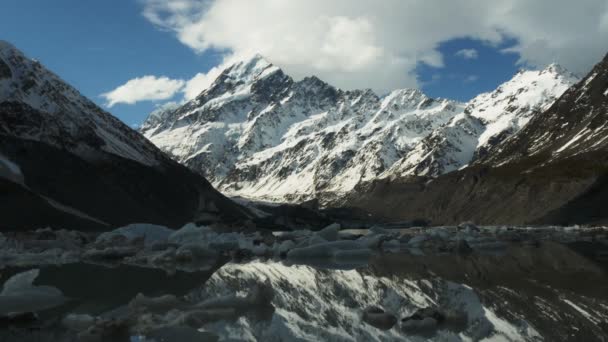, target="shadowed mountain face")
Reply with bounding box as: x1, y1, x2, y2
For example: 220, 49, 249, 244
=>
0, 41, 250, 231
341, 53, 608, 226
